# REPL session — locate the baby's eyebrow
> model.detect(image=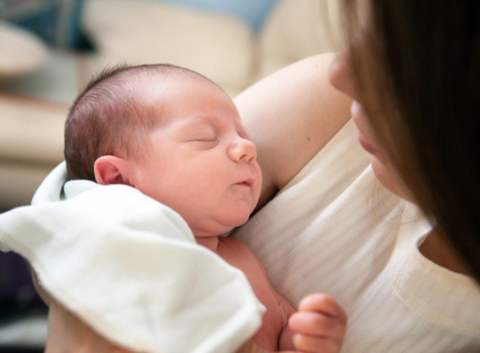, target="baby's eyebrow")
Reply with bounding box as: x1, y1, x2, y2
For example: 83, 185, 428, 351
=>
190, 115, 230, 131
174, 117, 216, 135
181, 114, 245, 135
